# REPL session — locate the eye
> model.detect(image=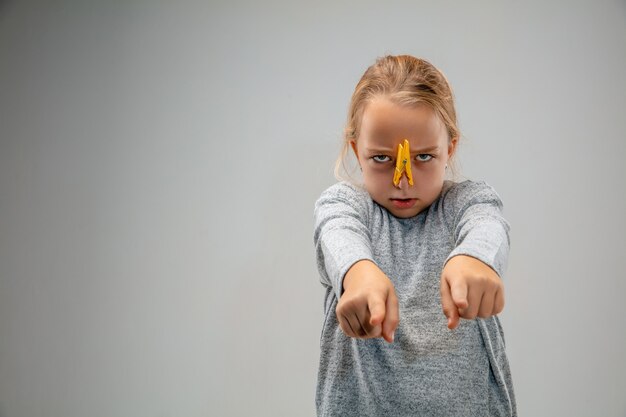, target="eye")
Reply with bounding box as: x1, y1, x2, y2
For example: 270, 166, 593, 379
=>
372, 155, 391, 163
416, 154, 433, 162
